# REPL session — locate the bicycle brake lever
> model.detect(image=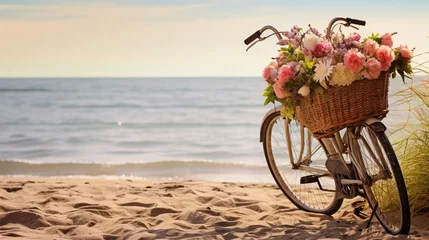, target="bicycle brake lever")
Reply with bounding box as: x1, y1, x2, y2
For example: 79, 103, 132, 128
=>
341, 22, 359, 31
246, 38, 264, 52
349, 25, 359, 31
